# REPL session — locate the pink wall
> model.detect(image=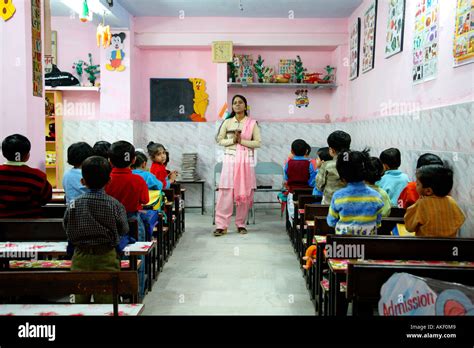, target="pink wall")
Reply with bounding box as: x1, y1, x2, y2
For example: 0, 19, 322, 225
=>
0, 0, 45, 169
347, 0, 474, 120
